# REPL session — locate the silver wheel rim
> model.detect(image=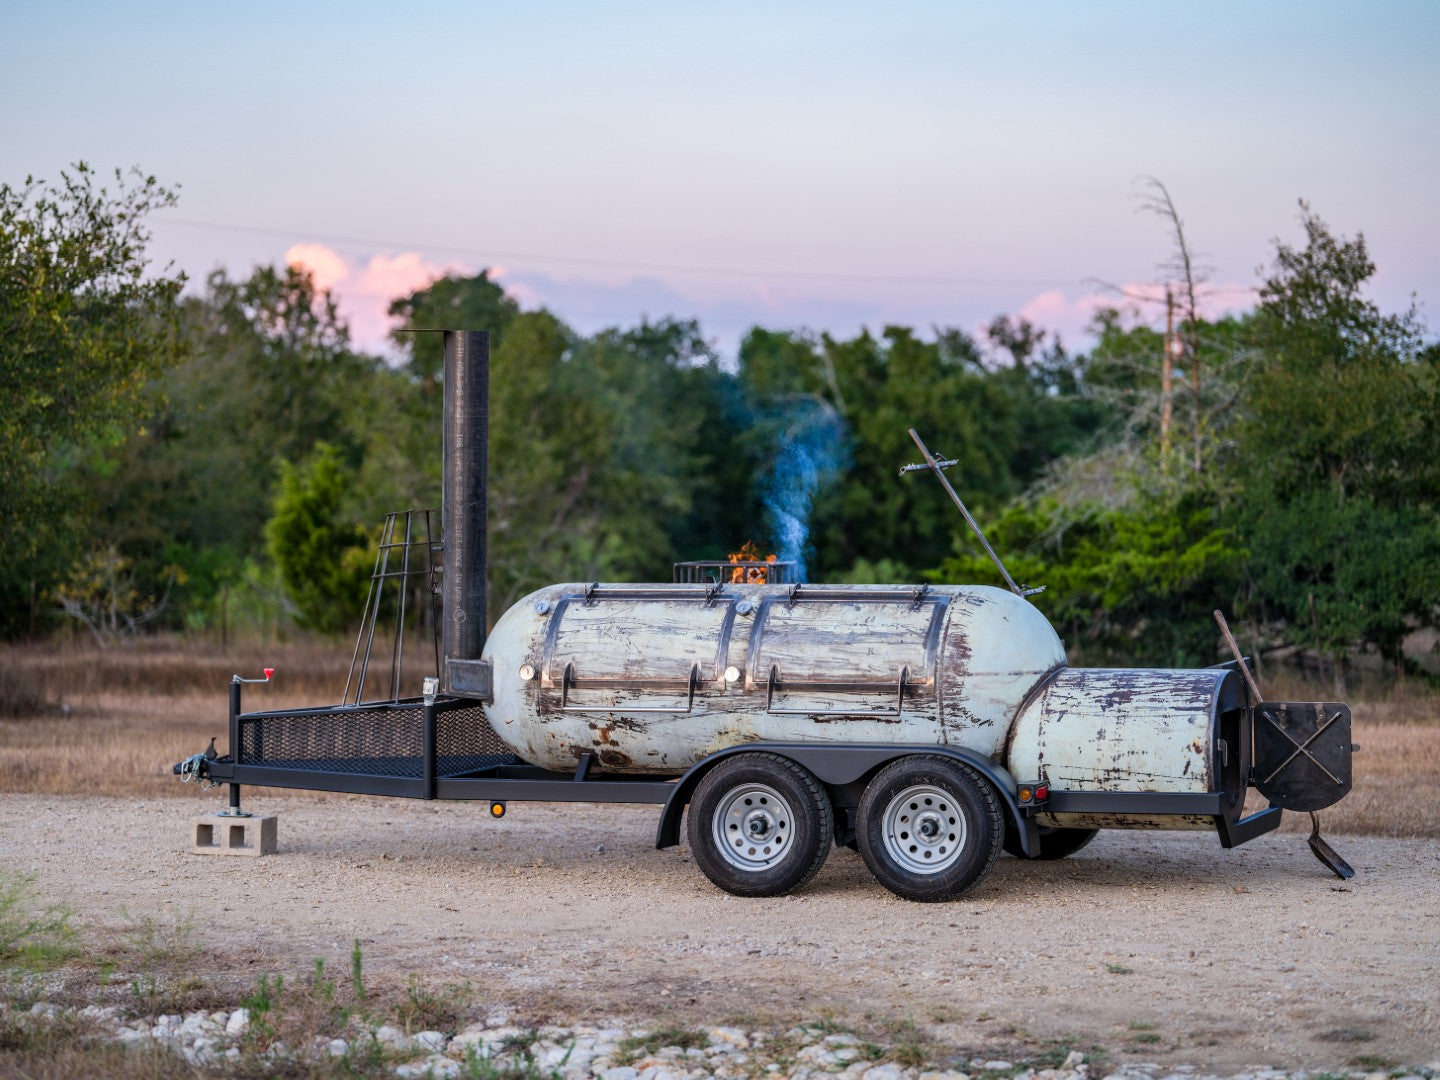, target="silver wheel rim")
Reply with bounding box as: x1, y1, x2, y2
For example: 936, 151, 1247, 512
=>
882, 784, 966, 875
712, 782, 794, 872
